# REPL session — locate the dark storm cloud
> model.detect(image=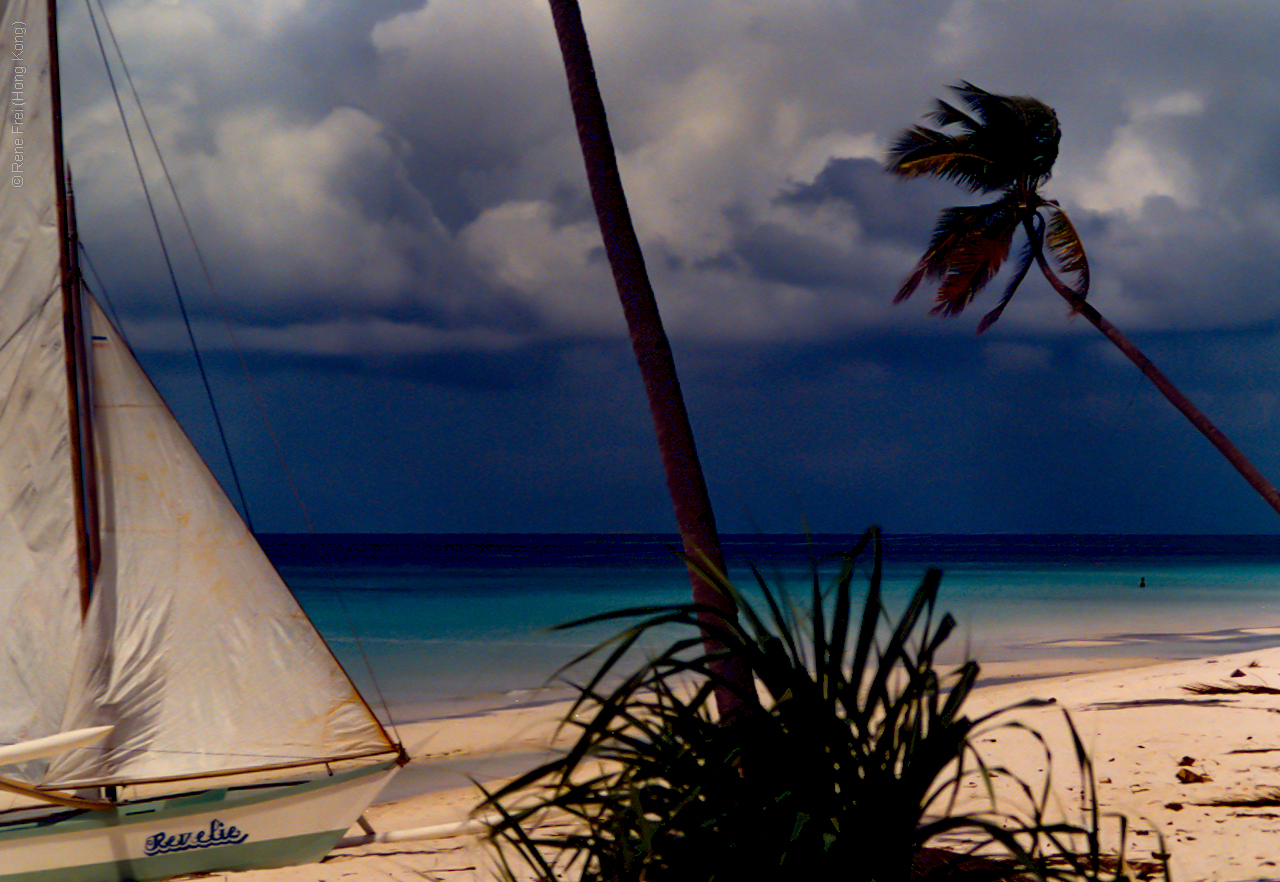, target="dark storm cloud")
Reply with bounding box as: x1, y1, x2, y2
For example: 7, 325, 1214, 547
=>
195, 339, 567, 391
729, 218, 866, 290
71, 0, 1280, 349
720, 157, 958, 300
57, 0, 1280, 532
777, 158, 951, 242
